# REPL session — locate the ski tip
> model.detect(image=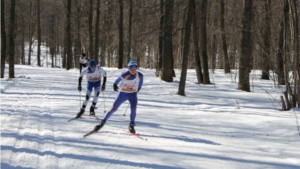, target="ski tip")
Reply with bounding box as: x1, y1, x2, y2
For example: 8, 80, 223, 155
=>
68, 117, 76, 122
83, 130, 96, 137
